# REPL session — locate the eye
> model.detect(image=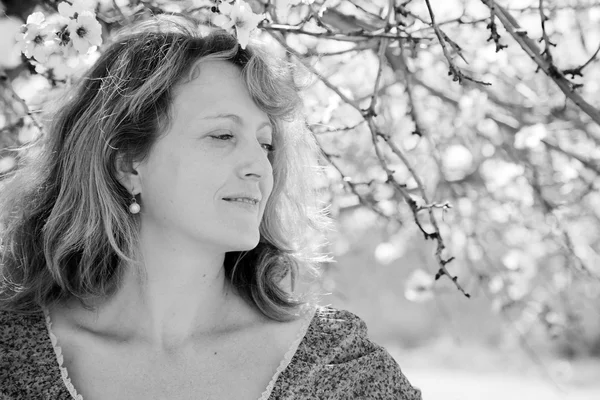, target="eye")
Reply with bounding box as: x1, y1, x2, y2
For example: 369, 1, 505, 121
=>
262, 143, 275, 153
210, 133, 234, 141
210, 132, 275, 153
